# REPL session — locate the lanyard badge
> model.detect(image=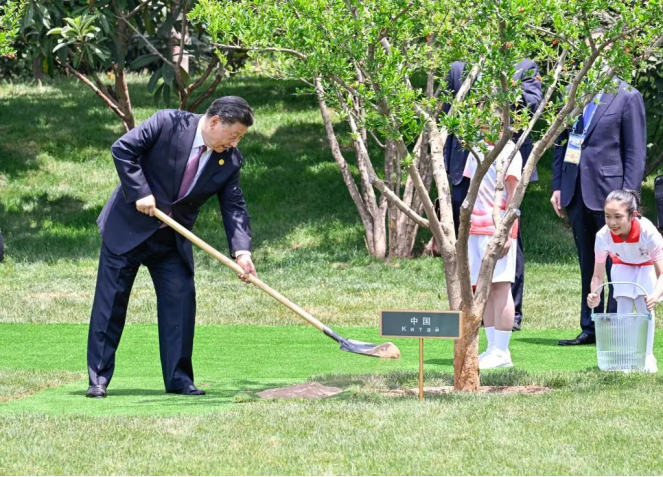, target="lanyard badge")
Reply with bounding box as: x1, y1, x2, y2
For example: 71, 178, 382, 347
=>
564, 93, 602, 166
563, 133, 584, 165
